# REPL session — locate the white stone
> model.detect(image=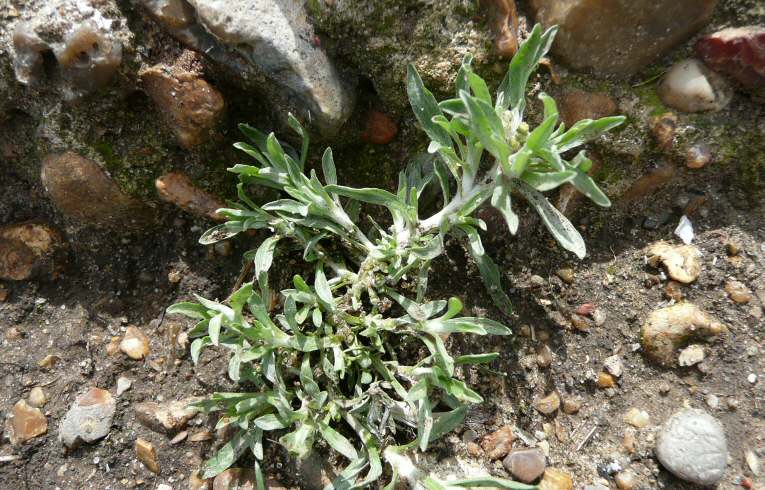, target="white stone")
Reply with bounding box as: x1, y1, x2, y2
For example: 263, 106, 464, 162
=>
655, 408, 727, 486
678, 344, 705, 367
116, 377, 133, 396
658, 59, 732, 112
